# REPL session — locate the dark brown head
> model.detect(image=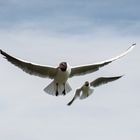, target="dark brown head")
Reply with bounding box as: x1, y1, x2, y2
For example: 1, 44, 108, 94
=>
84, 81, 89, 87
59, 62, 67, 71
